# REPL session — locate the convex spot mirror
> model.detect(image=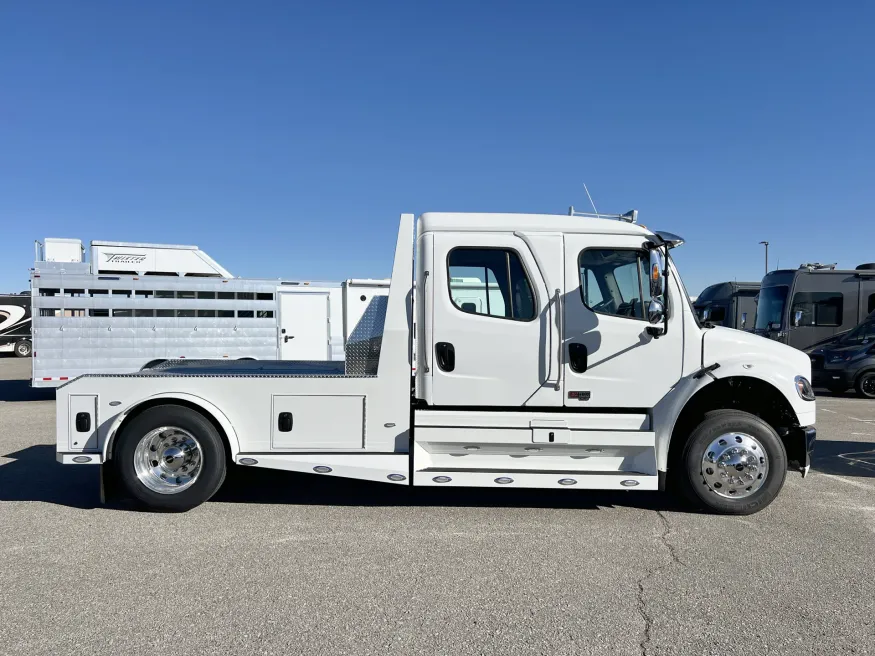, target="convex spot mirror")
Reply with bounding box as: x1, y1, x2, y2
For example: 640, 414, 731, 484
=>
648, 299, 666, 325
794, 310, 803, 327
